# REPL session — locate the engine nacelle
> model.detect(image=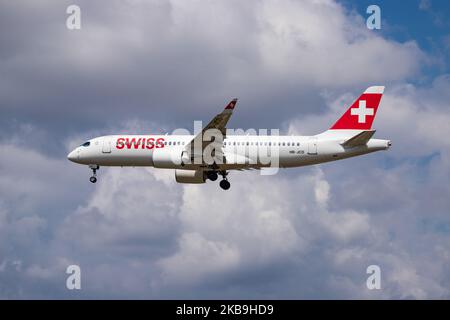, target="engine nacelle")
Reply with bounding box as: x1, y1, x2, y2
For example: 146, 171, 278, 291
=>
175, 169, 206, 184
